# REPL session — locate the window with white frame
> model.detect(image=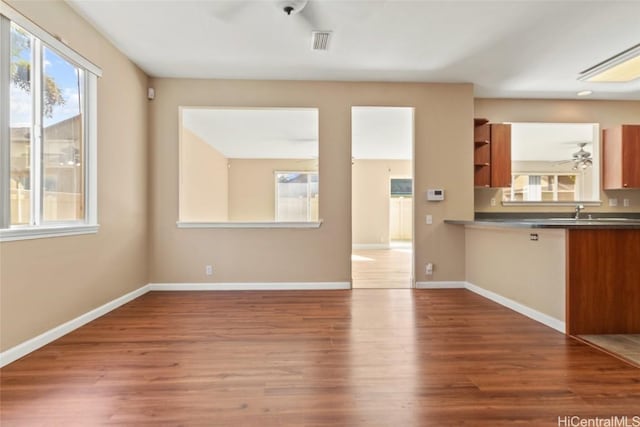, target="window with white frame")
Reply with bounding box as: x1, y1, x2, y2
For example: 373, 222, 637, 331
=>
505, 173, 579, 202
275, 172, 319, 222
1, 5, 101, 241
